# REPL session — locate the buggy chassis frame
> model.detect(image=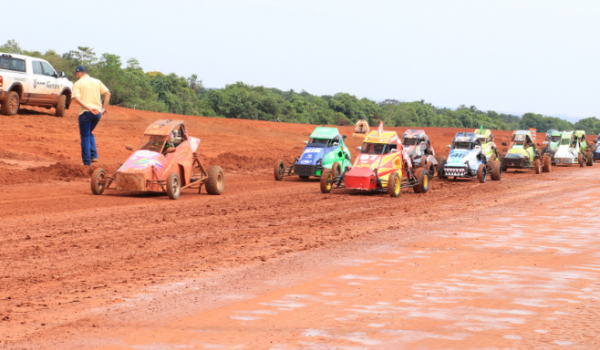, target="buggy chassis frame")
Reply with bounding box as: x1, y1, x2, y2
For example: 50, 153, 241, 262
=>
325, 162, 422, 193
99, 153, 210, 193
446, 161, 495, 180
